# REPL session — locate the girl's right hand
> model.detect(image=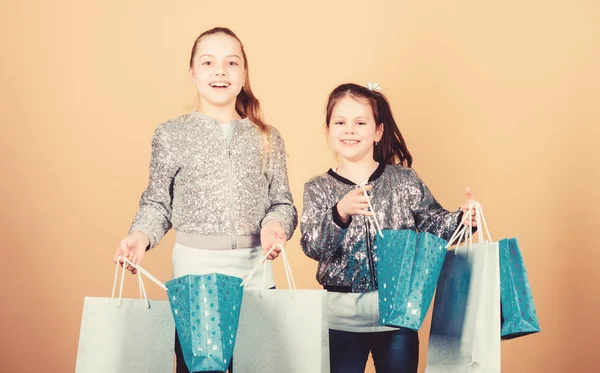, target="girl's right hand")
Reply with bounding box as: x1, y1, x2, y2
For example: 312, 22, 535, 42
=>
112, 231, 149, 275
336, 184, 374, 223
